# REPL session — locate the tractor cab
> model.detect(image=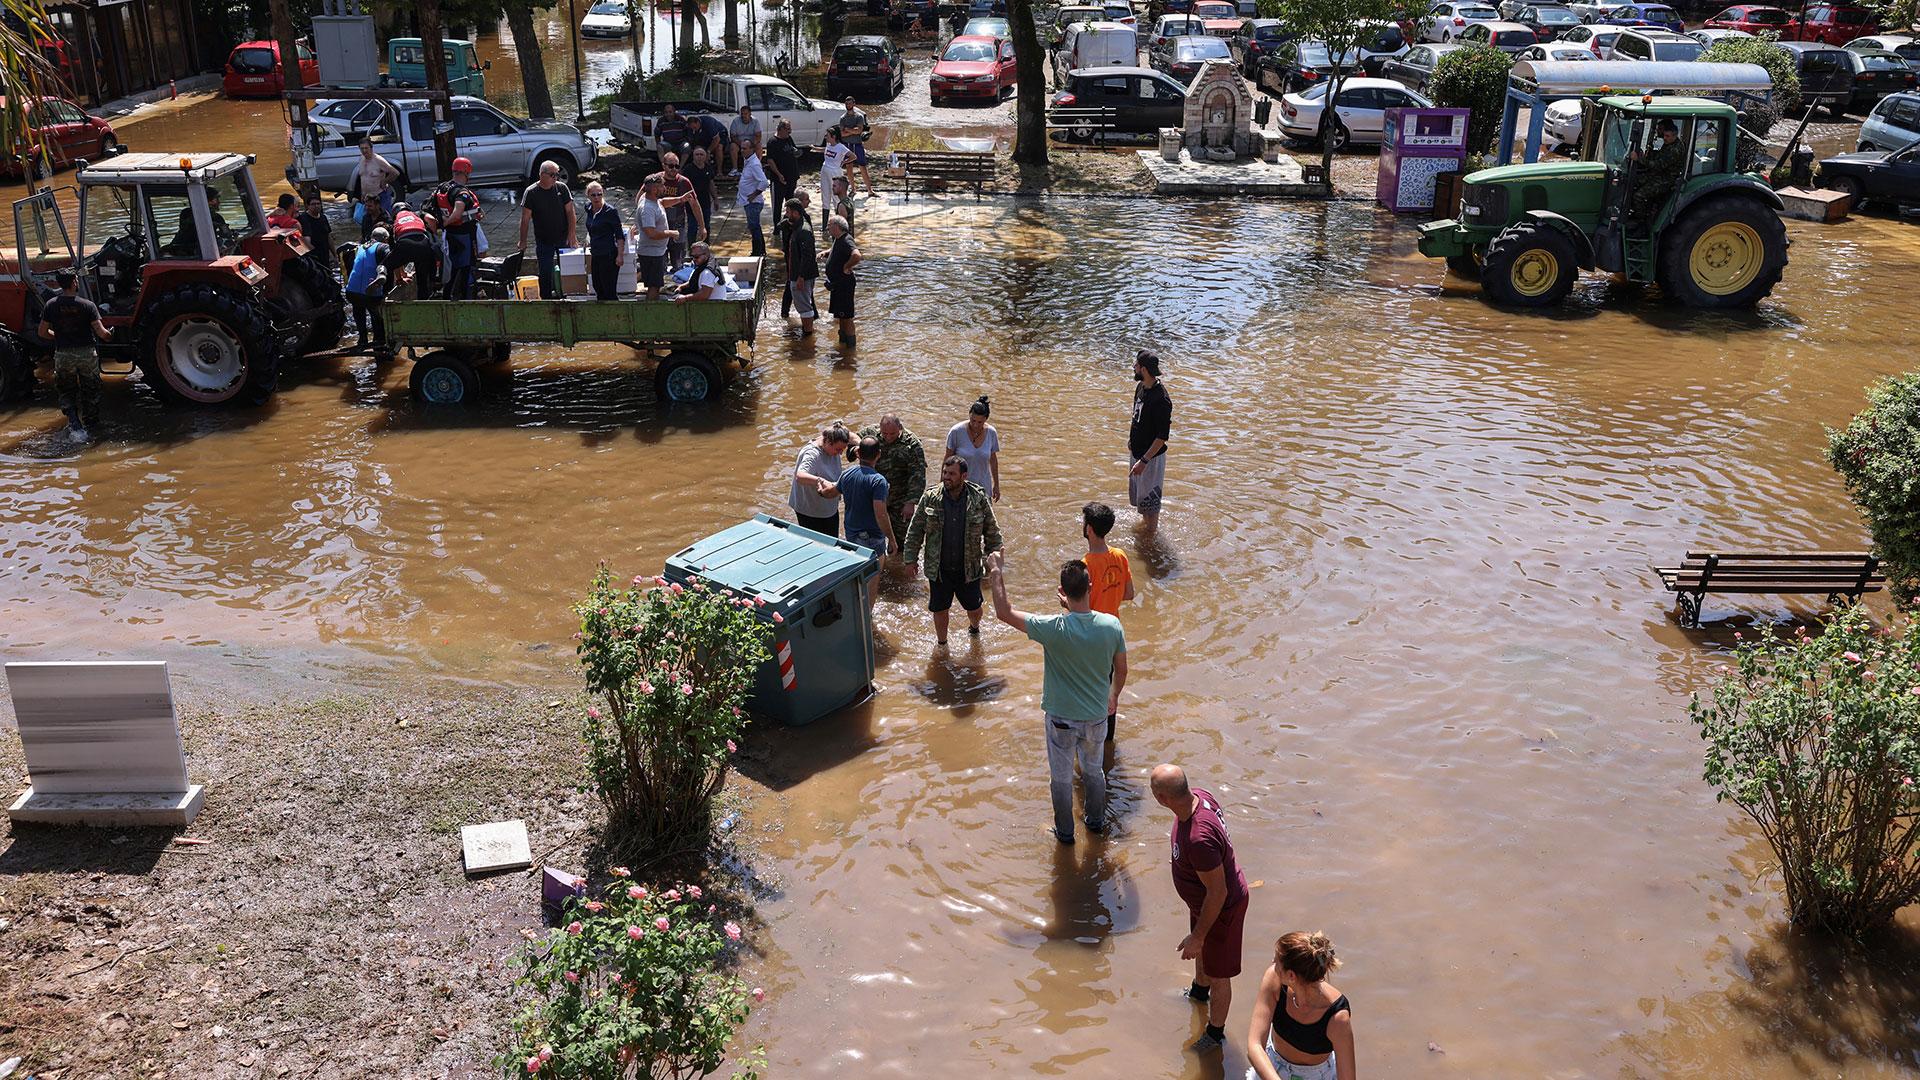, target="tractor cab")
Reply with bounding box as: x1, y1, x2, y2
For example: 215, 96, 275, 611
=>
1581, 98, 1736, 272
